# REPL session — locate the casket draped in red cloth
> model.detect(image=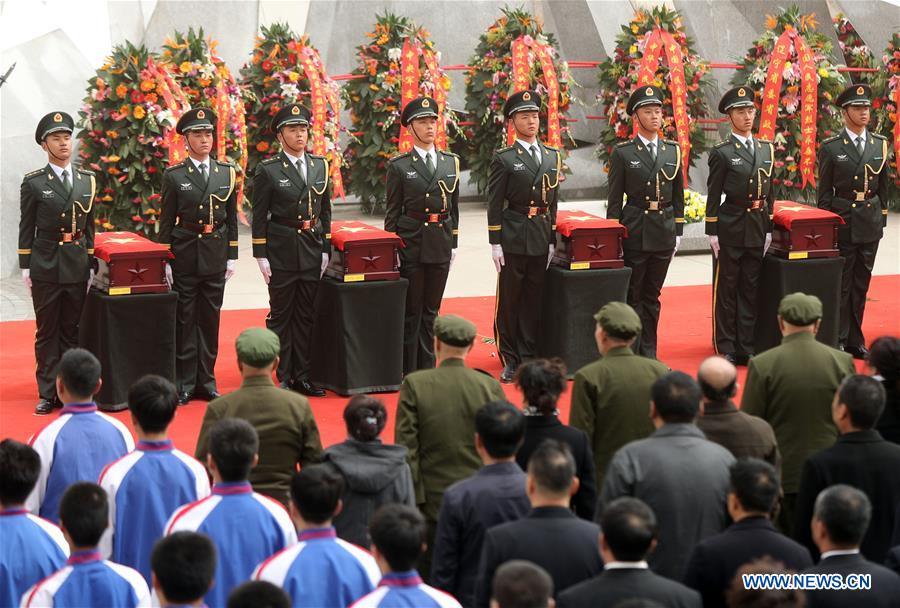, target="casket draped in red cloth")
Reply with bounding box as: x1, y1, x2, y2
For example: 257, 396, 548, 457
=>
93, 232, 172, 294
769, 201, 842, 259
94, 231, 174, 262
325, 221, 402, 282
772, 201, 844, 229
555, 210, 629, 238
552, 210, 626, 270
